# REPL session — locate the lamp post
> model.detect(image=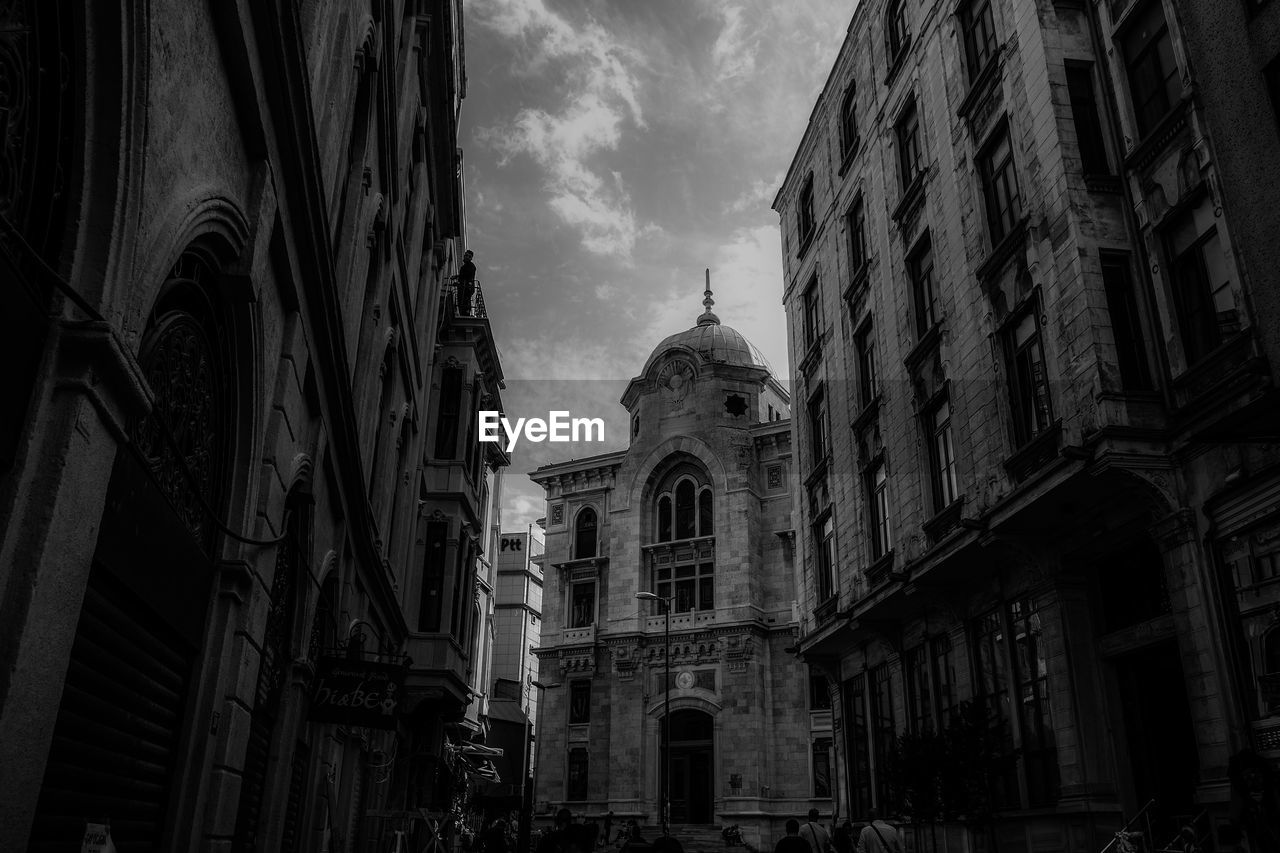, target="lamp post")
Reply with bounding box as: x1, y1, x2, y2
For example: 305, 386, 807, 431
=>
519, 679, 560, 853
636, 591, 673, 838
